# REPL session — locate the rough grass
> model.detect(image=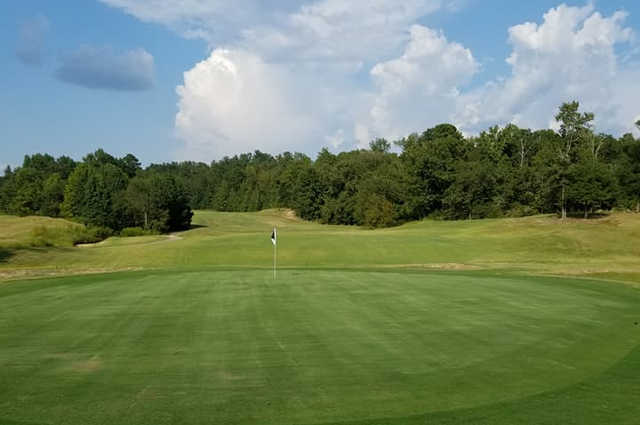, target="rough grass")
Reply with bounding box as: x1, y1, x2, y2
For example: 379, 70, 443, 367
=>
2, 210, 640, 282
0, 215, 82, 248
